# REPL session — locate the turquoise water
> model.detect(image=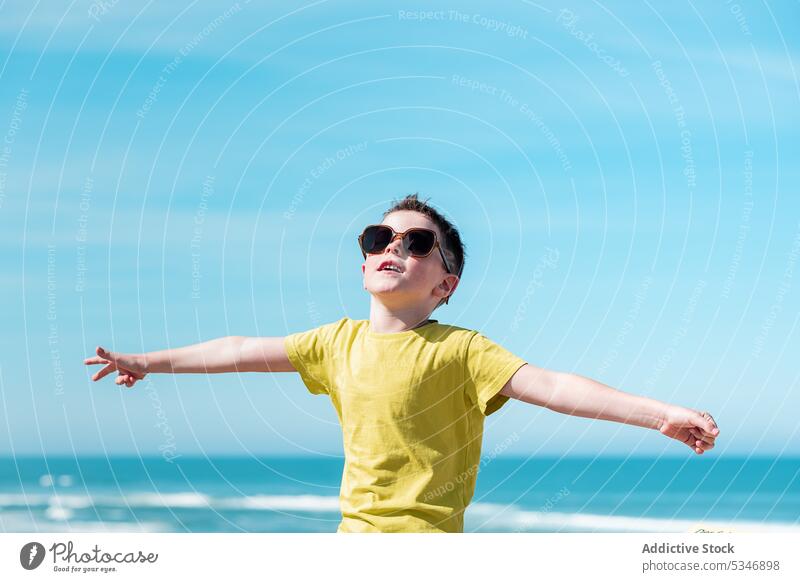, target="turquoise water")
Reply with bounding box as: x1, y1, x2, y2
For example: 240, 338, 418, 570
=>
1, 456, 797, 532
